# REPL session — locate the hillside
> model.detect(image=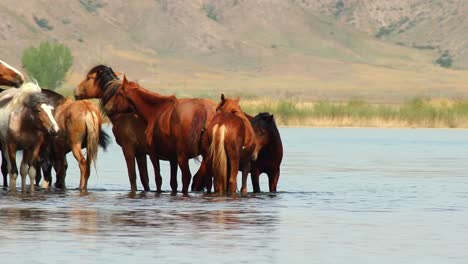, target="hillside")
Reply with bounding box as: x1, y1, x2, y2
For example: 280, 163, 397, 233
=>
299, 0, 468, 68
0, 0, 468, 102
